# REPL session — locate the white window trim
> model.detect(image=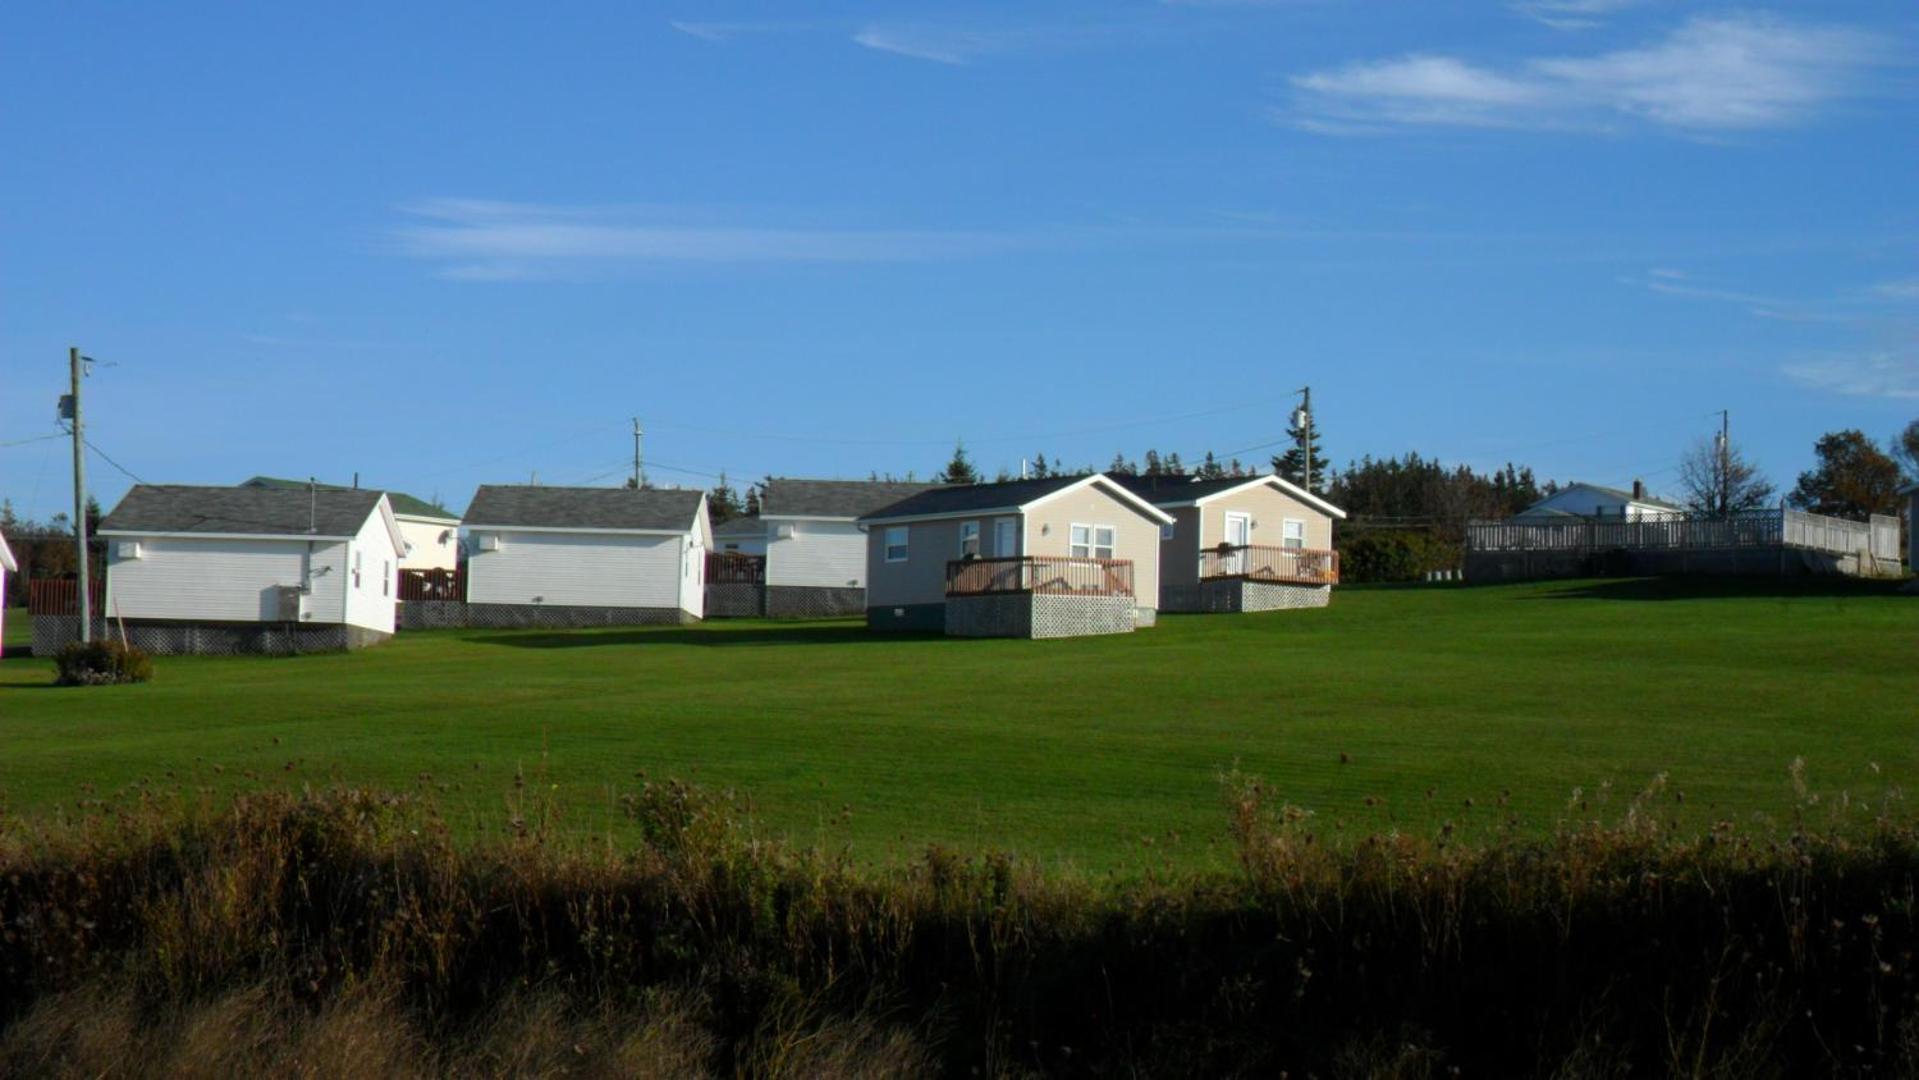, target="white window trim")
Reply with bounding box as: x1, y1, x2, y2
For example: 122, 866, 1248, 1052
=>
1070, 522, 1117, 560
958, 520, 981, 558
1223, 511, 1252, 548
1281, 517, 1307, 550
884, 525, 909, 563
